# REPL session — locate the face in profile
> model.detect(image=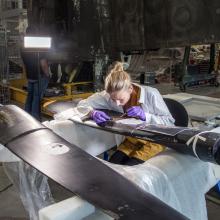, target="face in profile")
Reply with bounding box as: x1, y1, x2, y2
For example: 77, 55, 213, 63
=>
110, 86, 133, 106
